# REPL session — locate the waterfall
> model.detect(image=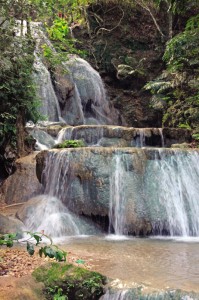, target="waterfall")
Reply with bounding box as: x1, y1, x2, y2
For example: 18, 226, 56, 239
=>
135, 129, 146, 147
42, 150, 71, 199
55, 125, 165, 148
19, 195, 80, 237
100, 290, 129, 300
37, 148, 199, 237
133, 128, 164, 148
145, 149, 199, 236
29, 22, 121, 126
158, 128, 164, 147
60, 56, 120, 125
109, 154, 127, 235
33, 54, 63, 122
